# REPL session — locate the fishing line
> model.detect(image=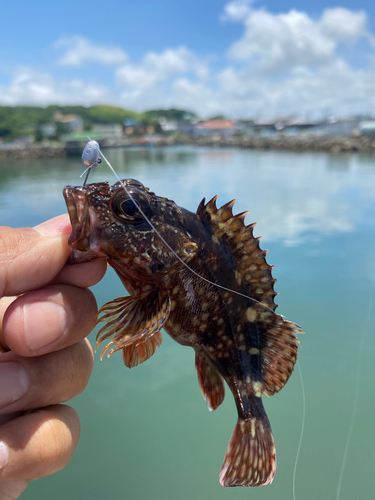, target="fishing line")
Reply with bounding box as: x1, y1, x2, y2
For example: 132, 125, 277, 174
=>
292, 359, 306, 500
335, 282, 374, 500
94, 143, 279, 316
